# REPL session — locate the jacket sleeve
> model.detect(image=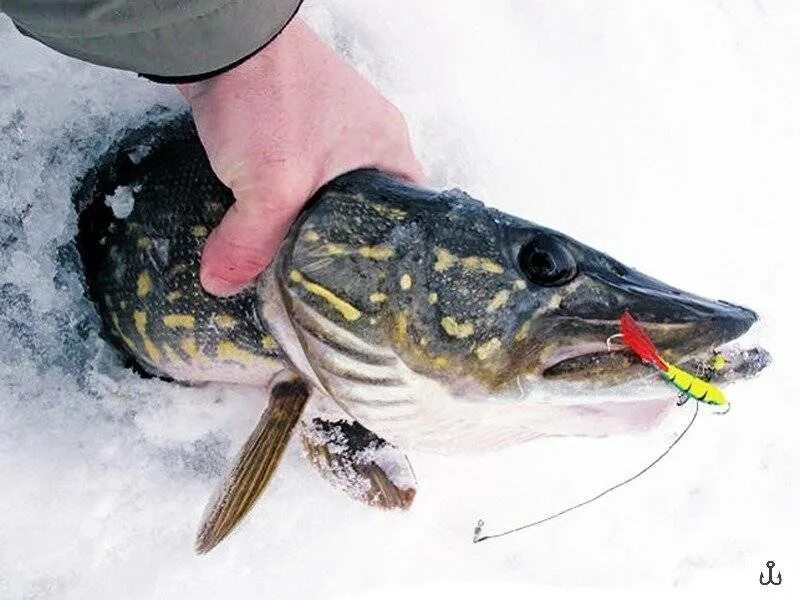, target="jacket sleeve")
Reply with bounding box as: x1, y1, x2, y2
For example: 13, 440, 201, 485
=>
0, 1, 303, 79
